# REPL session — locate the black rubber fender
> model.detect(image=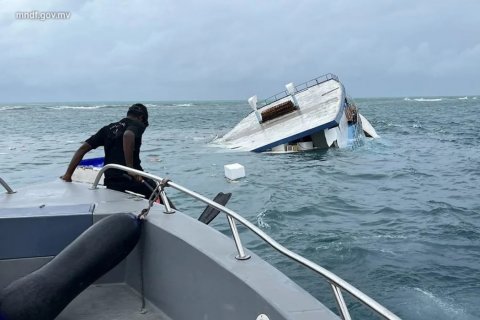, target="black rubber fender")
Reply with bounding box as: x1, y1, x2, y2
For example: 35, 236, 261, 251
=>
0, 212, 142, 320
